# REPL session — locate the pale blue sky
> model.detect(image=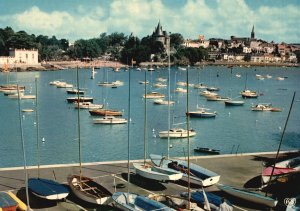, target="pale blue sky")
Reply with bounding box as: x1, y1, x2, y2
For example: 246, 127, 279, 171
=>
0, 0, 299, 43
